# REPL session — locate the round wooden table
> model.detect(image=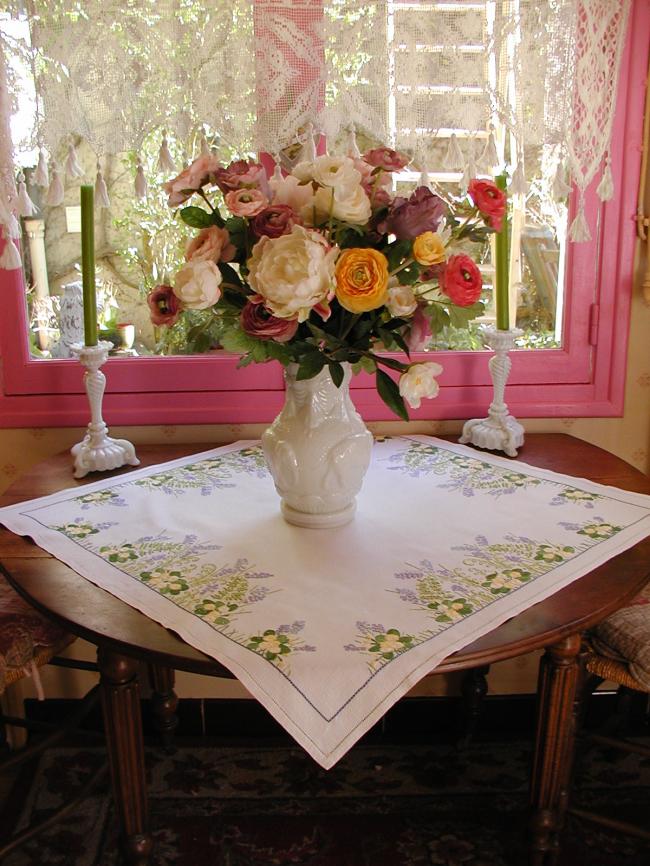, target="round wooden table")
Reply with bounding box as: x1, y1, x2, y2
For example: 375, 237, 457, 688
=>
1, 434, 649, 866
